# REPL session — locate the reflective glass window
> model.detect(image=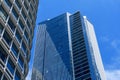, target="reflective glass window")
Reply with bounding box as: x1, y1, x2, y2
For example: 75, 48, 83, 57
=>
19, 20, 24, 30
0, 5, 8, 21
12, 7, 19, 19
0, 23, 4, 34
24, 30, 29, 41
3, 76, 8, 80
8, 18, 16, 32
15, 0, 21, 9
15, 30, 22, 43
18, 54, 24, 68
15, 70, 21, 80
24, 1, 28, 10
0, 70, 2, 79
22, 41, 27, 54
3, 31, 12, 46
0, 45, 8, 63
5, 0, 12, 8
28, 0, 31, 2
29, 12, 32, 20
11, 43, 19, 57
22, 10, 26, 20
7, 58, 15, 75
30, 4, 33, 10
